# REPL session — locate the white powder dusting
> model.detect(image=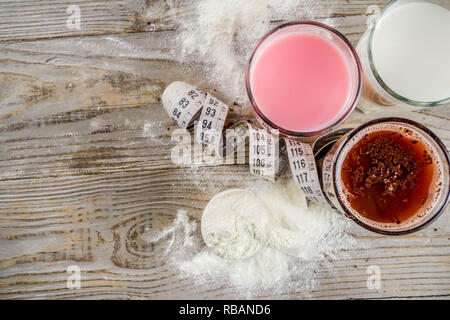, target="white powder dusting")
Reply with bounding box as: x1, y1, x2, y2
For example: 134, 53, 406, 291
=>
147, 209, 198, 252
159, 180, 356, 295
142, 121, 166, 144
179, 247, 295, 292
169, 0, 338, 104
